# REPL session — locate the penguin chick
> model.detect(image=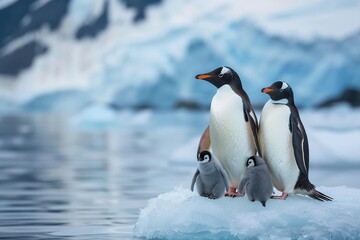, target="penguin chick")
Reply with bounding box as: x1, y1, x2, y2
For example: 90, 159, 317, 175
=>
238, 156, 273, 207
191, 151, 229, 199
